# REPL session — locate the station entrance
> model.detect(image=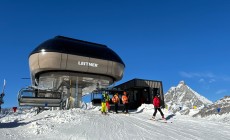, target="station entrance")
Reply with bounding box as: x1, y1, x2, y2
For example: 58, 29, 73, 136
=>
91, 78, 164, 110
